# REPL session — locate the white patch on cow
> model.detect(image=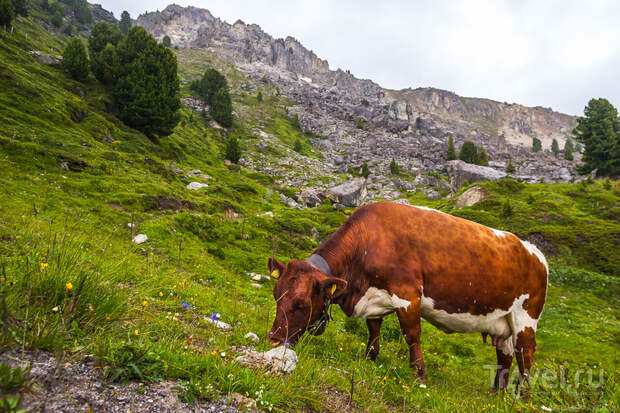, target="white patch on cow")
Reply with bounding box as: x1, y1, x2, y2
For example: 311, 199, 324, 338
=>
410, 205, 449, 215
420, 292, 539, 356
519, 240, 549, 274
490, 228, 507, 238
352, 287, 411, 319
